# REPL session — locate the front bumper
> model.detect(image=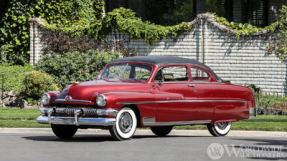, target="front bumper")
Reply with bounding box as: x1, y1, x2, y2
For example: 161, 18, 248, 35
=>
36, 106, 118, 126
36, 116, 116, 126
